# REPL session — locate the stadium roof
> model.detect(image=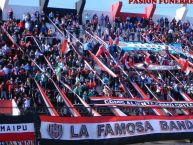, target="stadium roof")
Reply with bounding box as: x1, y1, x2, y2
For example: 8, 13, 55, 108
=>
9, 0, 193, 17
